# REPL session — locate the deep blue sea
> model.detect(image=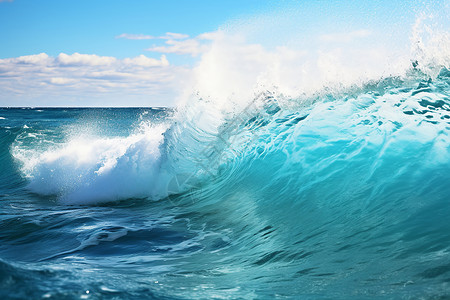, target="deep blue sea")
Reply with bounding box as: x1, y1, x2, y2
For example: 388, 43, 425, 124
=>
1, 68, 450, 299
